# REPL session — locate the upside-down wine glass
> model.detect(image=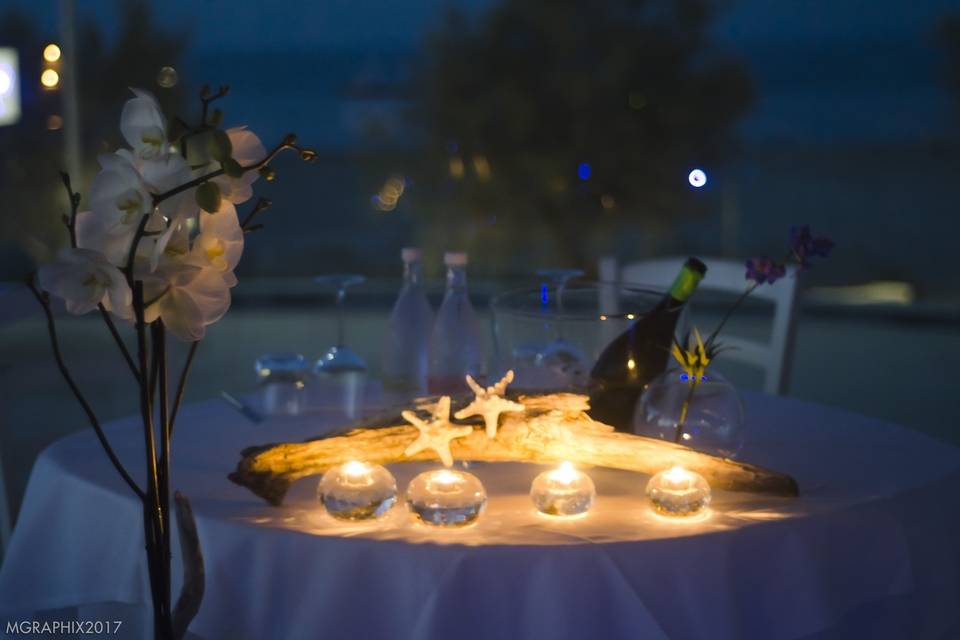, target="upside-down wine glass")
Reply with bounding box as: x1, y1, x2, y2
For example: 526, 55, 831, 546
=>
533, 268, 588, 387
314, 274, 367, 418
314, 274, 367, 374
